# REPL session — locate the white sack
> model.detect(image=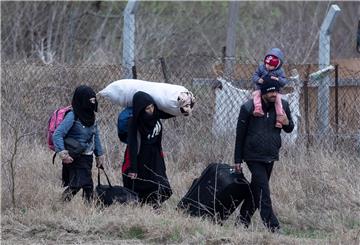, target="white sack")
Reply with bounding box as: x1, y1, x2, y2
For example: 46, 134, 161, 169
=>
98, 79, 191, 116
